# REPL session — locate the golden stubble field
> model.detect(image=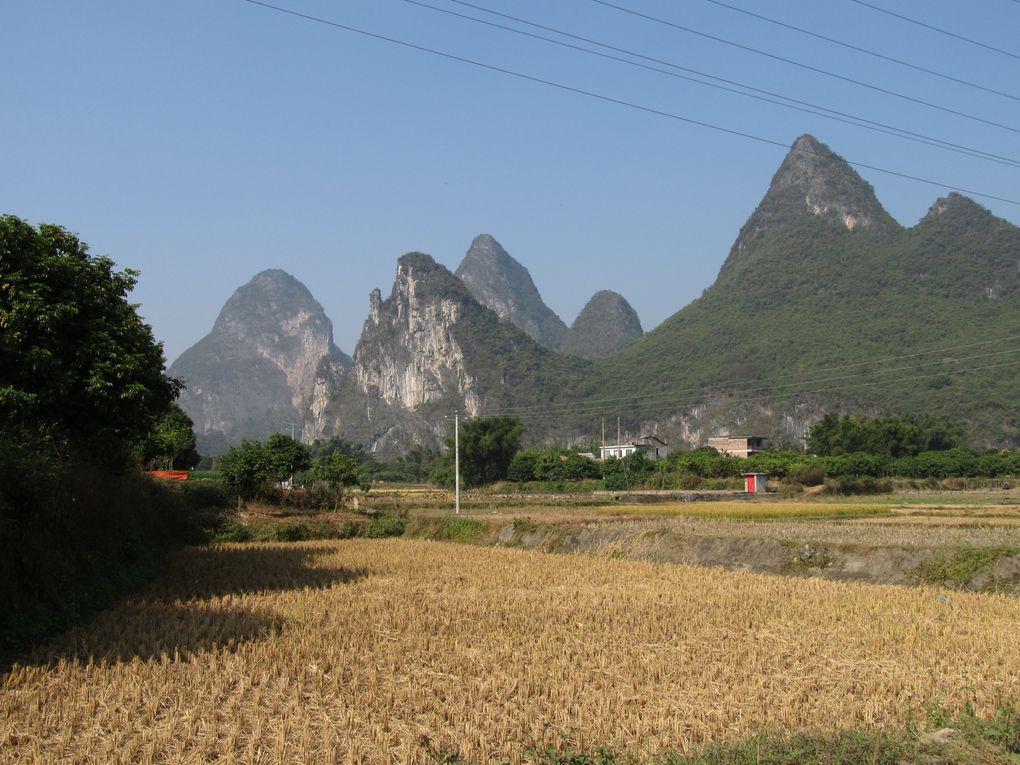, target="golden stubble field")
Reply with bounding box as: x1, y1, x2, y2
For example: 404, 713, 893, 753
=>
2, 539, 1019, 764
